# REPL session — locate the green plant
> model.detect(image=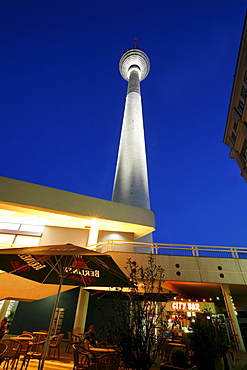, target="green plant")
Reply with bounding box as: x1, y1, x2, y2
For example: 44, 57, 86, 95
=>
170, 348, 188, 368
105, 255, 172, 370
188, 310, 230, 368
